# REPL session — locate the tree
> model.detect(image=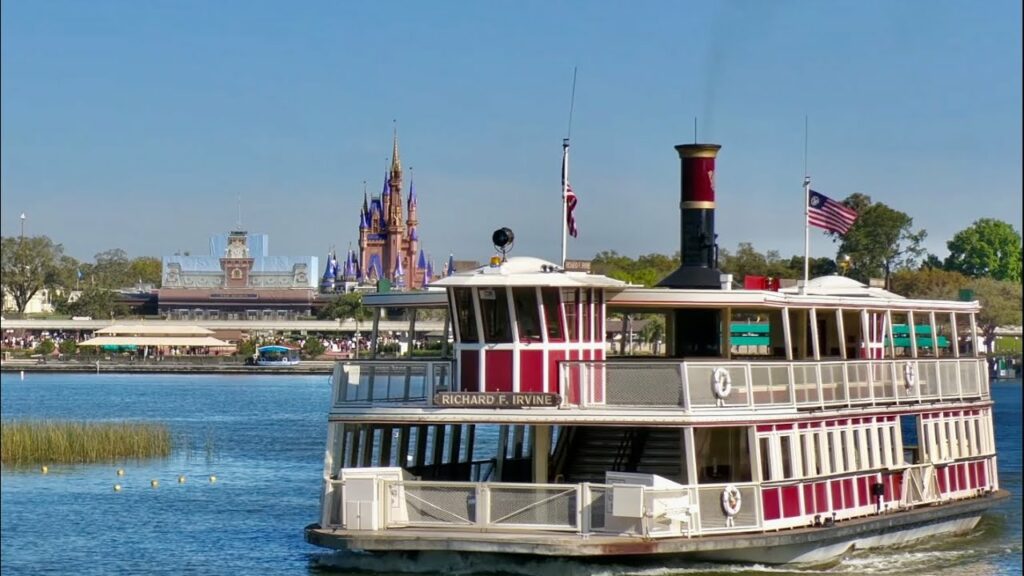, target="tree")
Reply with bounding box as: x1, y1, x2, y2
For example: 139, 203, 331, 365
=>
35, 339, 55, 356
719, 243, 796, 281
834, 195, 927, 288
91, 249, 131, 288
967, 278, 1023, 351
58, 285, 125, 319
301, 337, 326, 359
318, 292, 371, 323
58, 339, 78, 355
890, 268, 969, 301
0, 236, 65, 314
945, 219, 1022, 282
128, 257, 163, 287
